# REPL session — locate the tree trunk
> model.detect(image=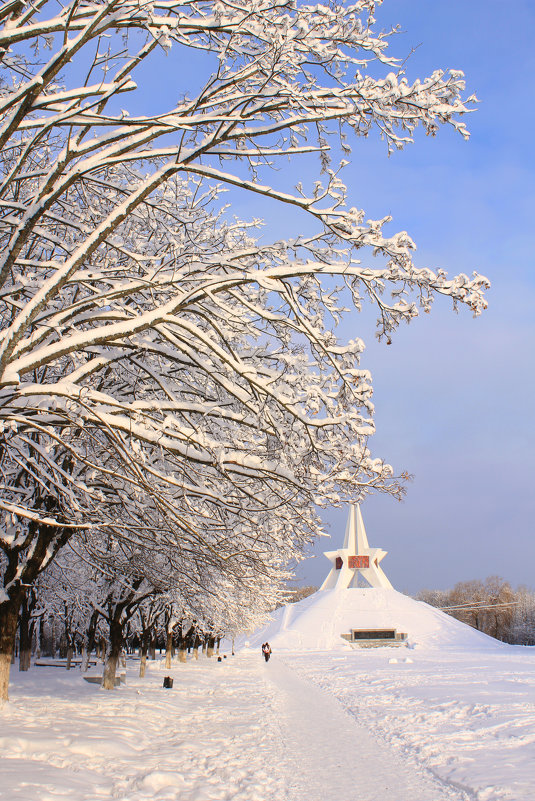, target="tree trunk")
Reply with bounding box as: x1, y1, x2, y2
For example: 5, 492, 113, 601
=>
19, 646, 31, 671
30, 621, 37, 660
0, 592, 23, 703
66, 646, 74, 670
165, 630, 173, 669
206, 636, 215, 658
38, 617, 44, 659
102, 620, 123, 690
178, 642, 187, 663
18, 595, 32, 672
139, 646, 148, 677
81, 610, 98, 672
1, 520, 71, 699
139, 630, 150, 677
50, 616, 57, 658
193, 633, 201, 660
